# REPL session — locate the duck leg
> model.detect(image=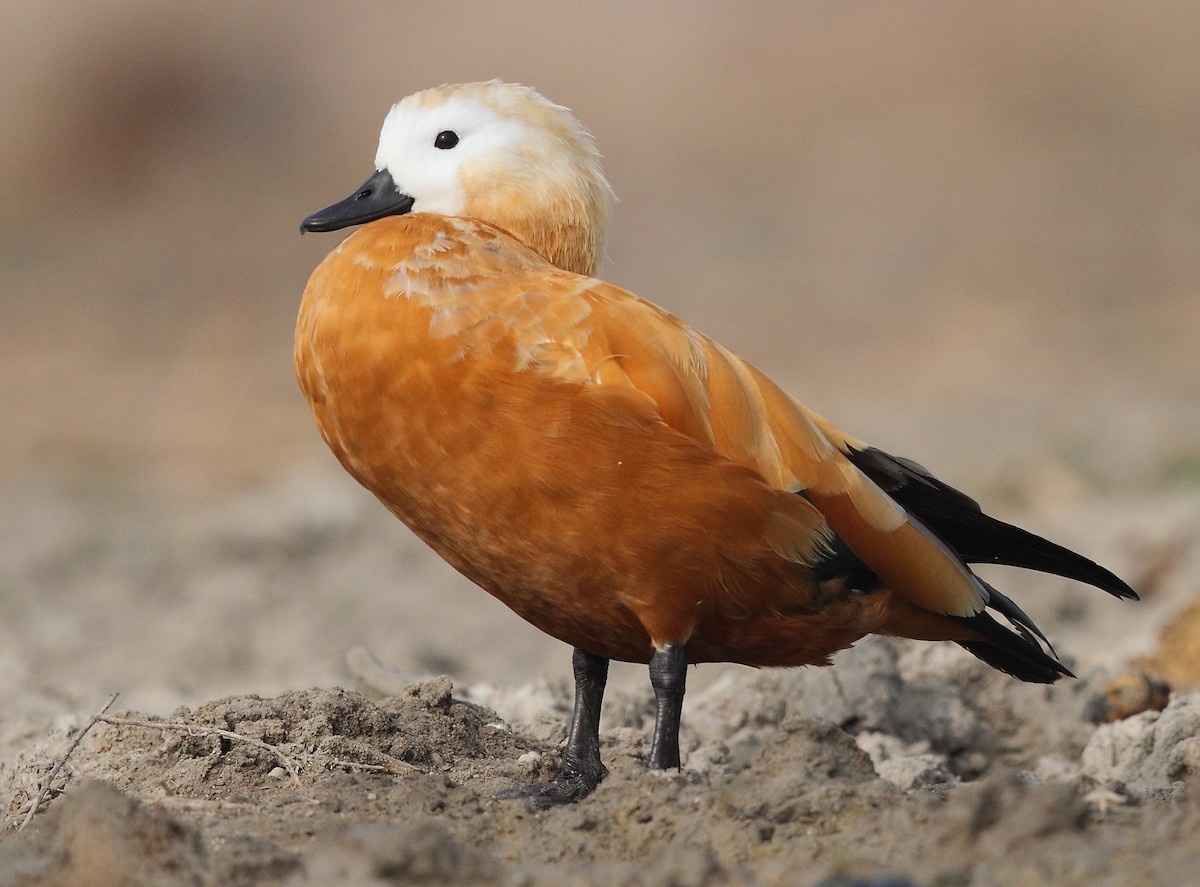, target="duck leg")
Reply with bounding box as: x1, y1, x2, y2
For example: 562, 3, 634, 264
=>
647, 644, 687, 770
497, 647, 610, 807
